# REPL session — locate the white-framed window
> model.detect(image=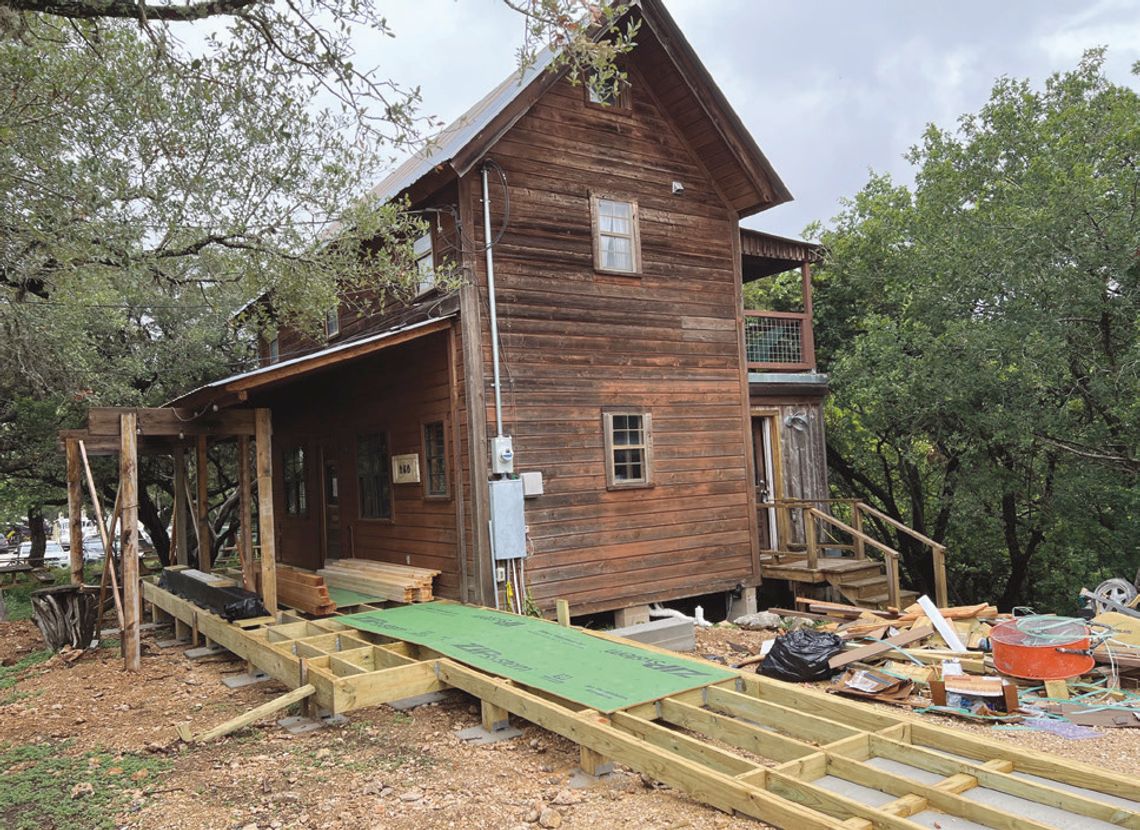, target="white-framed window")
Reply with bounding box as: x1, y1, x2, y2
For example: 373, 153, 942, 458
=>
586, 75, 631, 110
602, 410, 653, 489
414, 231, 435, 295
591, 194, 640, 274
325, 306, 340, 338
268, 335, 280, 364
